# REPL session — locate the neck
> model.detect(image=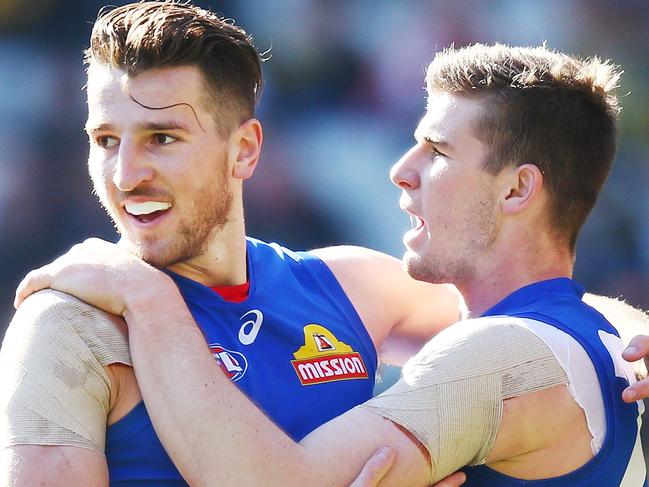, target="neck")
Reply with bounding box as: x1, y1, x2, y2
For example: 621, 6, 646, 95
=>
458, 239, 574, 318
168, 210, 248, 288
